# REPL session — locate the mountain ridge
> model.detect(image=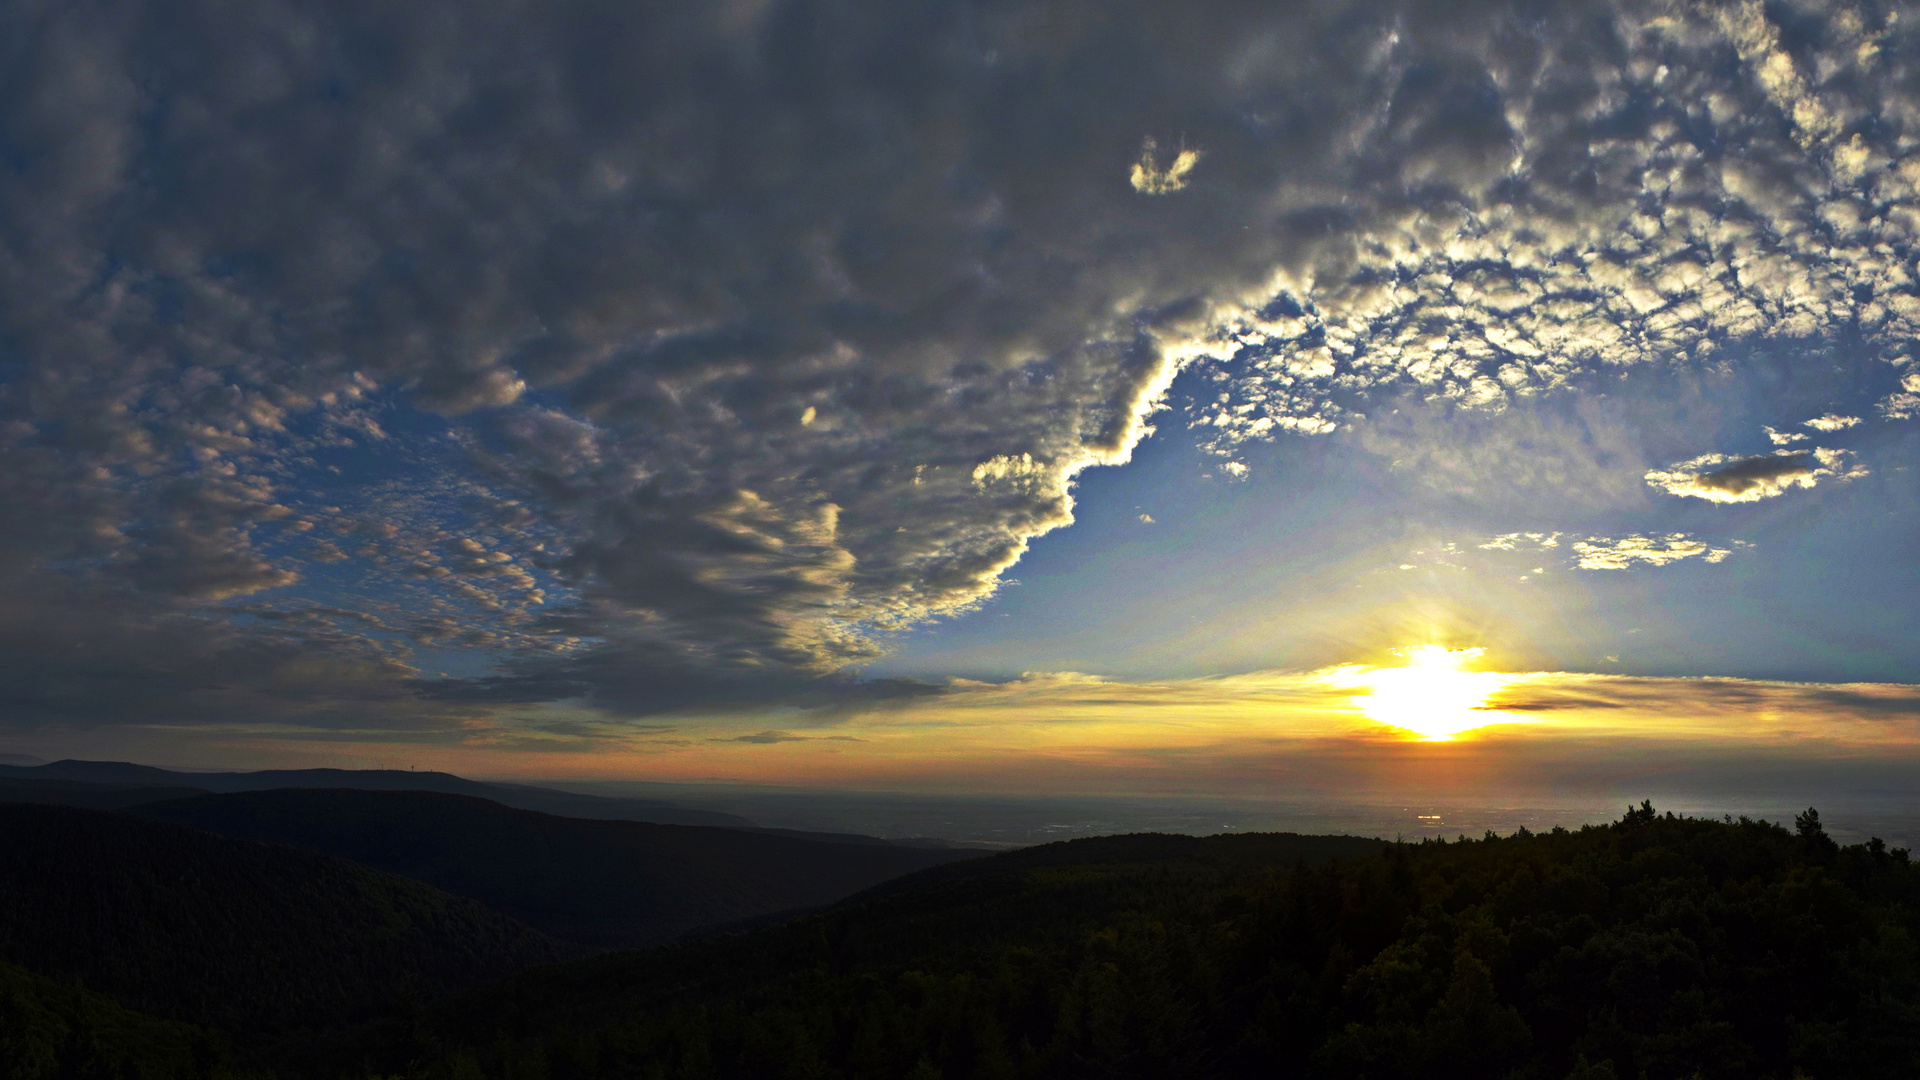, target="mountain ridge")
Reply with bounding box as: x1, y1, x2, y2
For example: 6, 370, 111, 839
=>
132, 787, 986, 949
0, 759, 754, 828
